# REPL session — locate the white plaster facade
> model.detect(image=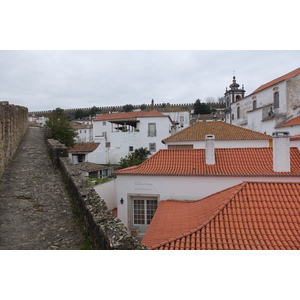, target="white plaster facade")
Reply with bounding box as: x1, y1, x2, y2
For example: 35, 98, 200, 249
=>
92, 112, 174, 164
75, 127, 93, 143
114, 174, 300, 235
69, 143, 105, 164
161, 110, 190, 130
165, 139, 271, 149
225, 68, 300, 136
